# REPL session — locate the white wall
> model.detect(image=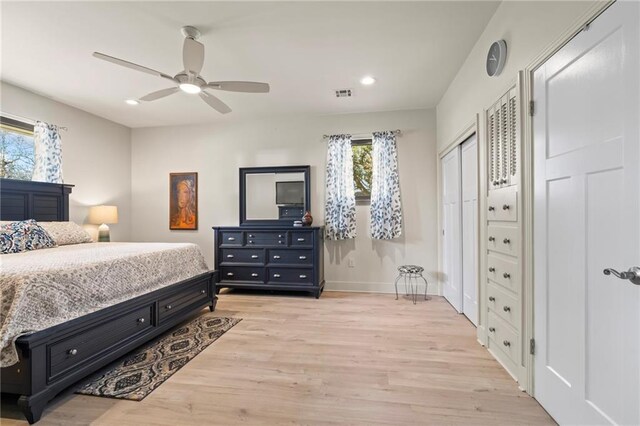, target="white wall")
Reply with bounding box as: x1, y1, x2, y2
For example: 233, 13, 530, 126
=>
131, 109, 437, 293
0, 82, 132, 240
437, 0, 596, 150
